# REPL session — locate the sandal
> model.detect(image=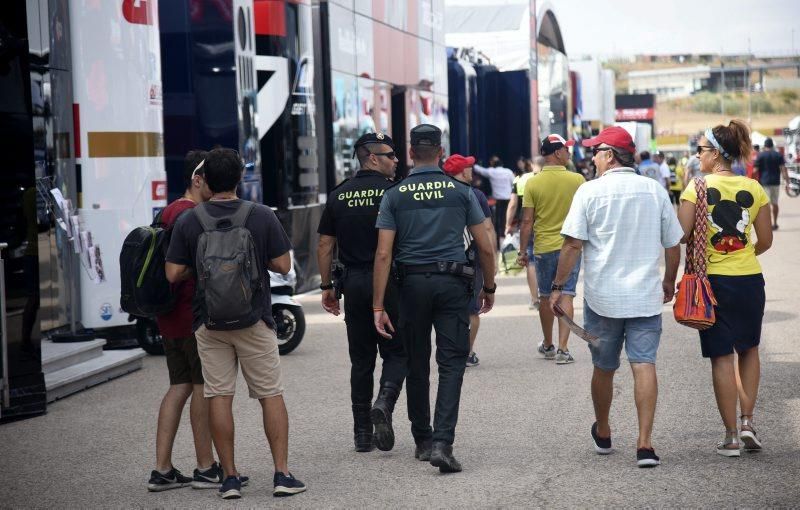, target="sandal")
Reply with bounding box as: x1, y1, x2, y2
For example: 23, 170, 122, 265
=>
716, 430, 741, 457
740, 415, 762, 451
